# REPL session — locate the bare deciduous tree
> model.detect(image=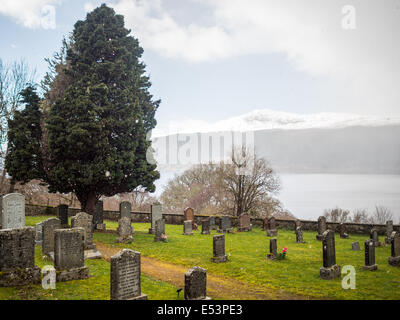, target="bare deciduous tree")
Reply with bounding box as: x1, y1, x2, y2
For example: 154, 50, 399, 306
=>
369, 205, 393, 224
323, 207, 350, 222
